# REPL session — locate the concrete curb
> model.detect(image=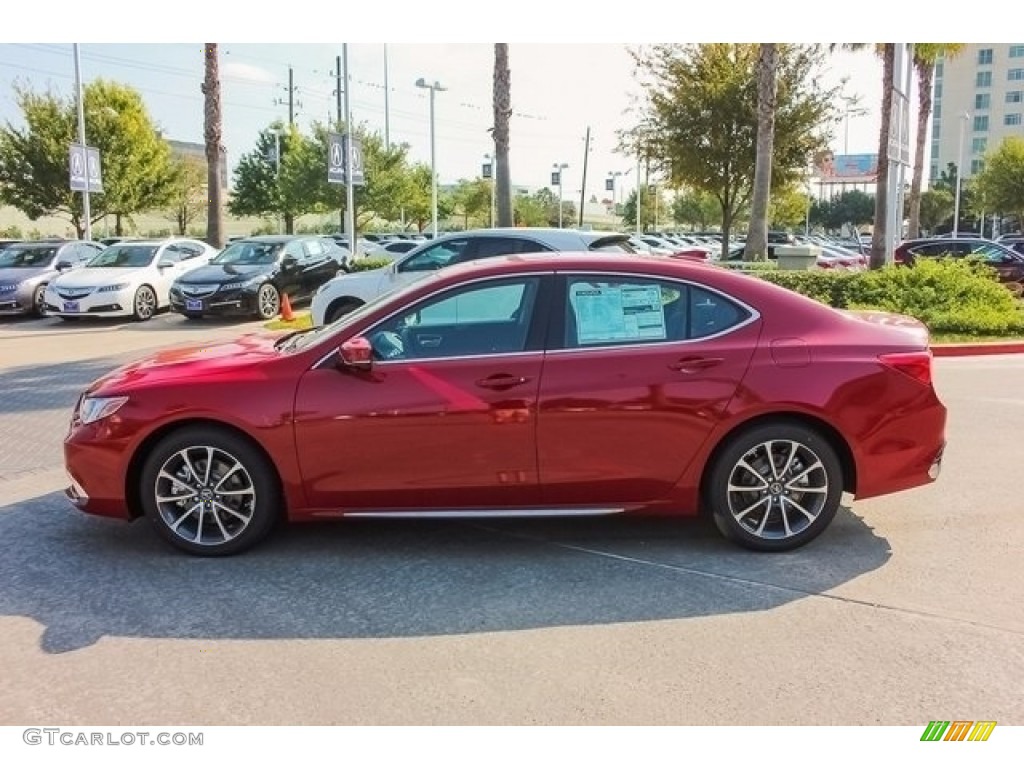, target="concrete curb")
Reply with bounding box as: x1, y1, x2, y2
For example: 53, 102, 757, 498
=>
932, 341, 1024, 357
